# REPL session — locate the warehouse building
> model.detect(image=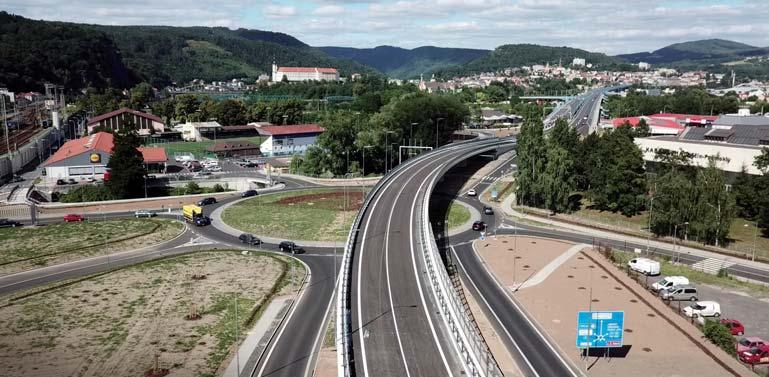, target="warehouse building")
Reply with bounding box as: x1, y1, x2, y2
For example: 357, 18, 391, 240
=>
42, 132, 167, 179
271, 63, 339, 82
256, 124, 324, 156
86, 108, 165, 136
